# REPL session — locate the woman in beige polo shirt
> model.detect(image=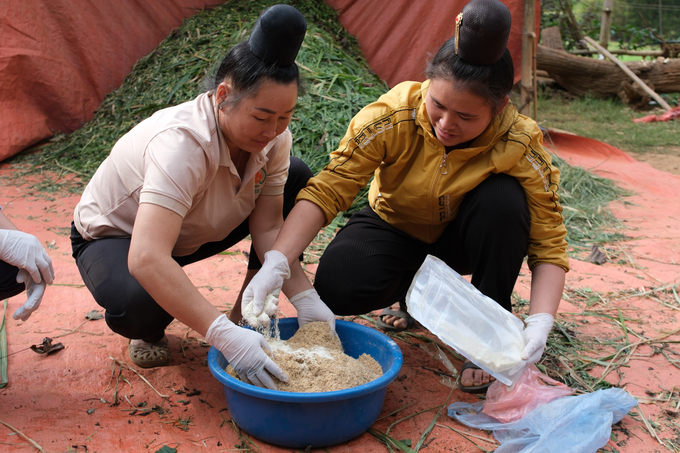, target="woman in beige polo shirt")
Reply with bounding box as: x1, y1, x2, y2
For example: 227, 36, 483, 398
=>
70, 5, 335, 389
